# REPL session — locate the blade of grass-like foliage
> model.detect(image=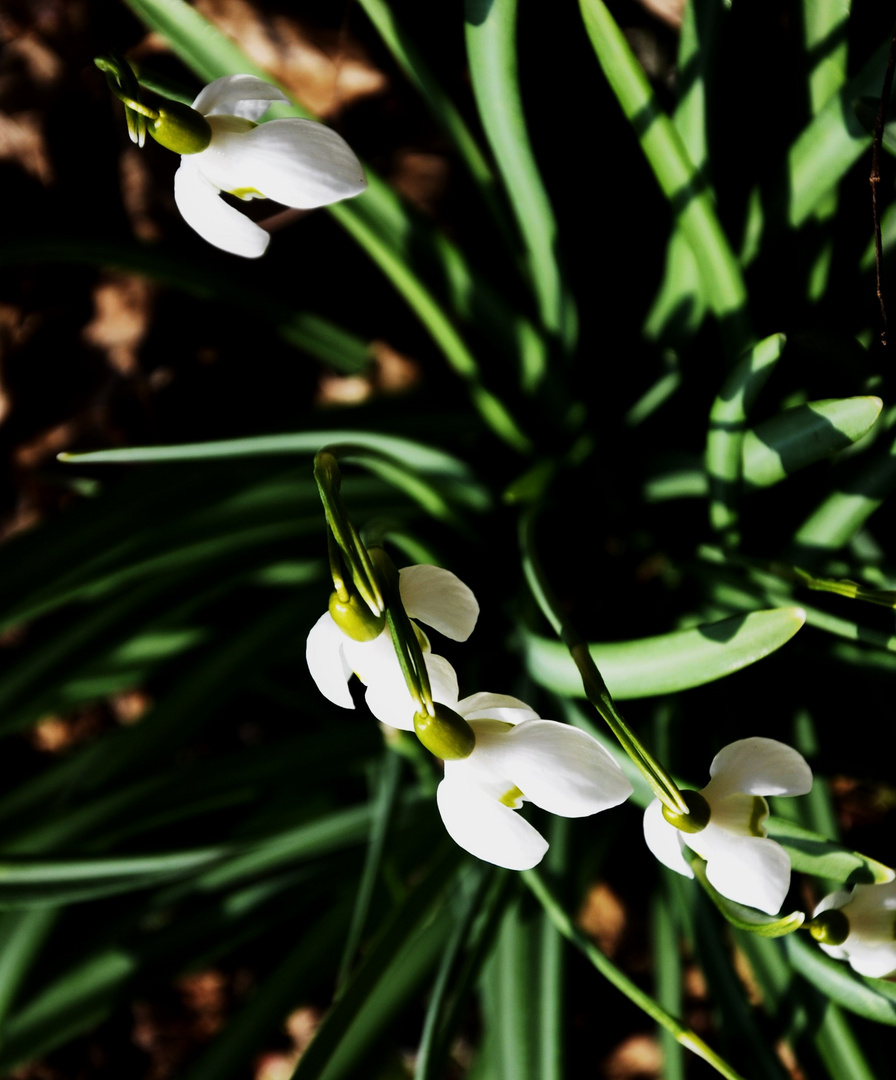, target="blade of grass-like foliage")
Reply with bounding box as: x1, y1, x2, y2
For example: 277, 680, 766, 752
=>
742, 397, 882, 489
644, 0, 725, 344
465, 0, 576, 349
60, 429, 474, 473
0, 868, 335, 1071
523, 868, 748, 1080
475, 891, 541, 1080
798, 0, 849, 302
706, 332, 785, 537
0, 239, 370, 372
328, 202, 532, 451
415, 865, 506, 1080
337, 748, 403, 988
765, 817, 894, 886
524, 607, 805, 699
793, 425, 896, 554
786, 932, 896, 1026
290, 845, 464, 1080
812, 1001, 880, 1080
578, 0, 750, 355
355, 0, 515, 246
0, 909, 57, 1023
668, 874, 791, 1080
122, 0, 532, 449
177, 899, 352, 1080
736, 929, 878, 1080
651, 890, 684, 1080
741, 32, 894, 263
